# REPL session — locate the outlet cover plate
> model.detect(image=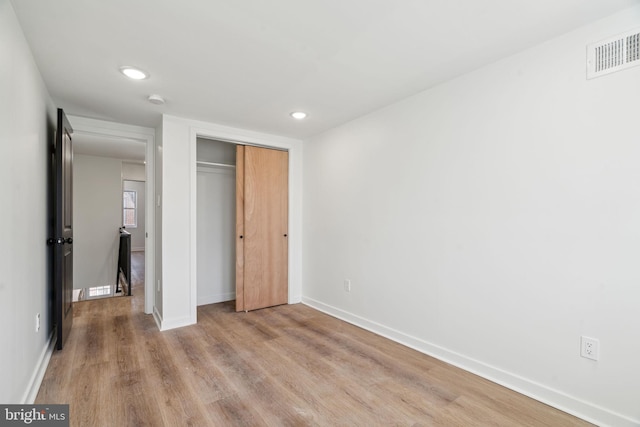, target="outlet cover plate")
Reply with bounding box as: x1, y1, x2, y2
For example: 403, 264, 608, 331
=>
581, 336, 599, 361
